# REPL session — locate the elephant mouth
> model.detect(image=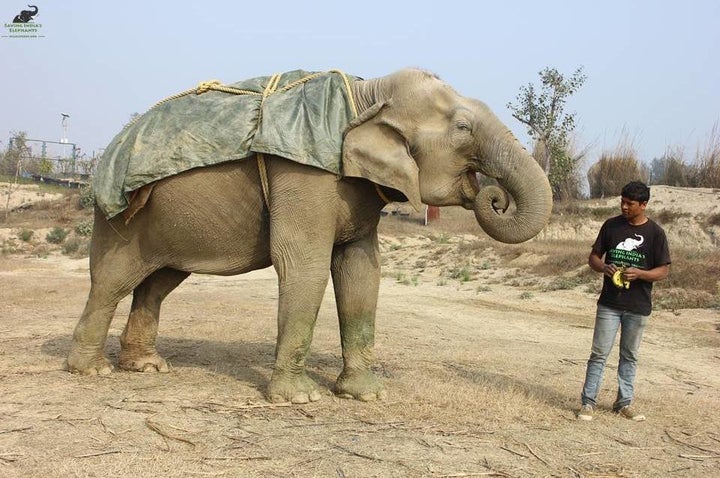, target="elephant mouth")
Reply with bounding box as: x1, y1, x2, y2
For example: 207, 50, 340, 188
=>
467, 171, 481, 193
461, 170, 481, 208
